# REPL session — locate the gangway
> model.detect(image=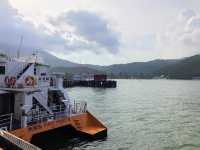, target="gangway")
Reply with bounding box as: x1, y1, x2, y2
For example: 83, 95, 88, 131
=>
0, 129, 41, 150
